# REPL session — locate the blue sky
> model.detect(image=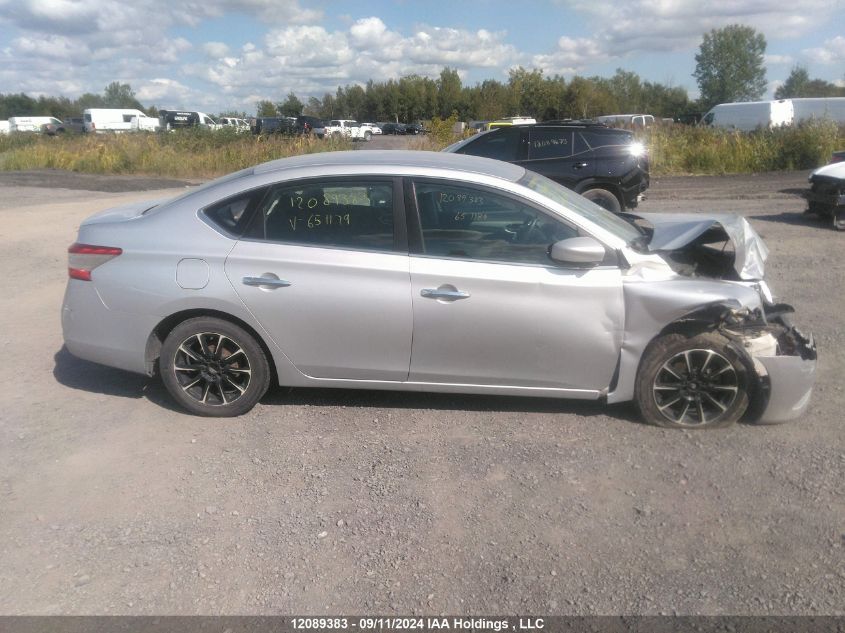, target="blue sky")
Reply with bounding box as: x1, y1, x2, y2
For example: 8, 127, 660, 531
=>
0, 0, 843, 114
